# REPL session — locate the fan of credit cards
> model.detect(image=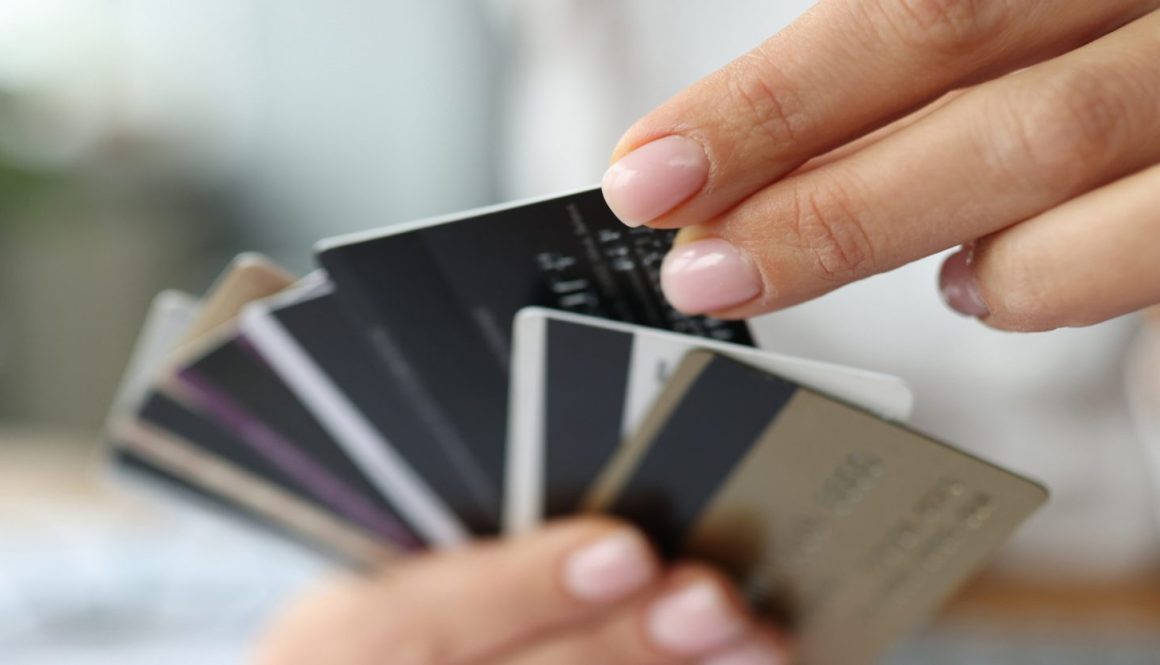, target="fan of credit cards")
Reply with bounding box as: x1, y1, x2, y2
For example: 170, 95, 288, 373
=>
102, 187, 1047, 665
